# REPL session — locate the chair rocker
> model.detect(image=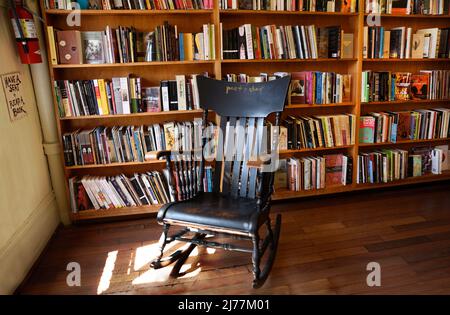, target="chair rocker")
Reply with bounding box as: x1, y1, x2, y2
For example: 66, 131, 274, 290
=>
148, 75, 291, 288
